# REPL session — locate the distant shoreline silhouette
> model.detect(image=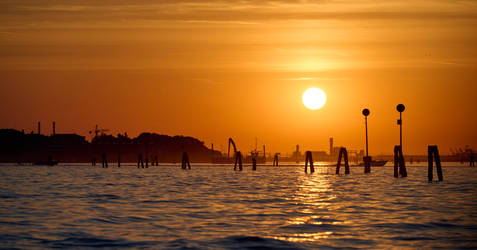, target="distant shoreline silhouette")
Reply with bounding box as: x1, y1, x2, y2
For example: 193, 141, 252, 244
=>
0, 129, 220, 163
0, 128, 474, 164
